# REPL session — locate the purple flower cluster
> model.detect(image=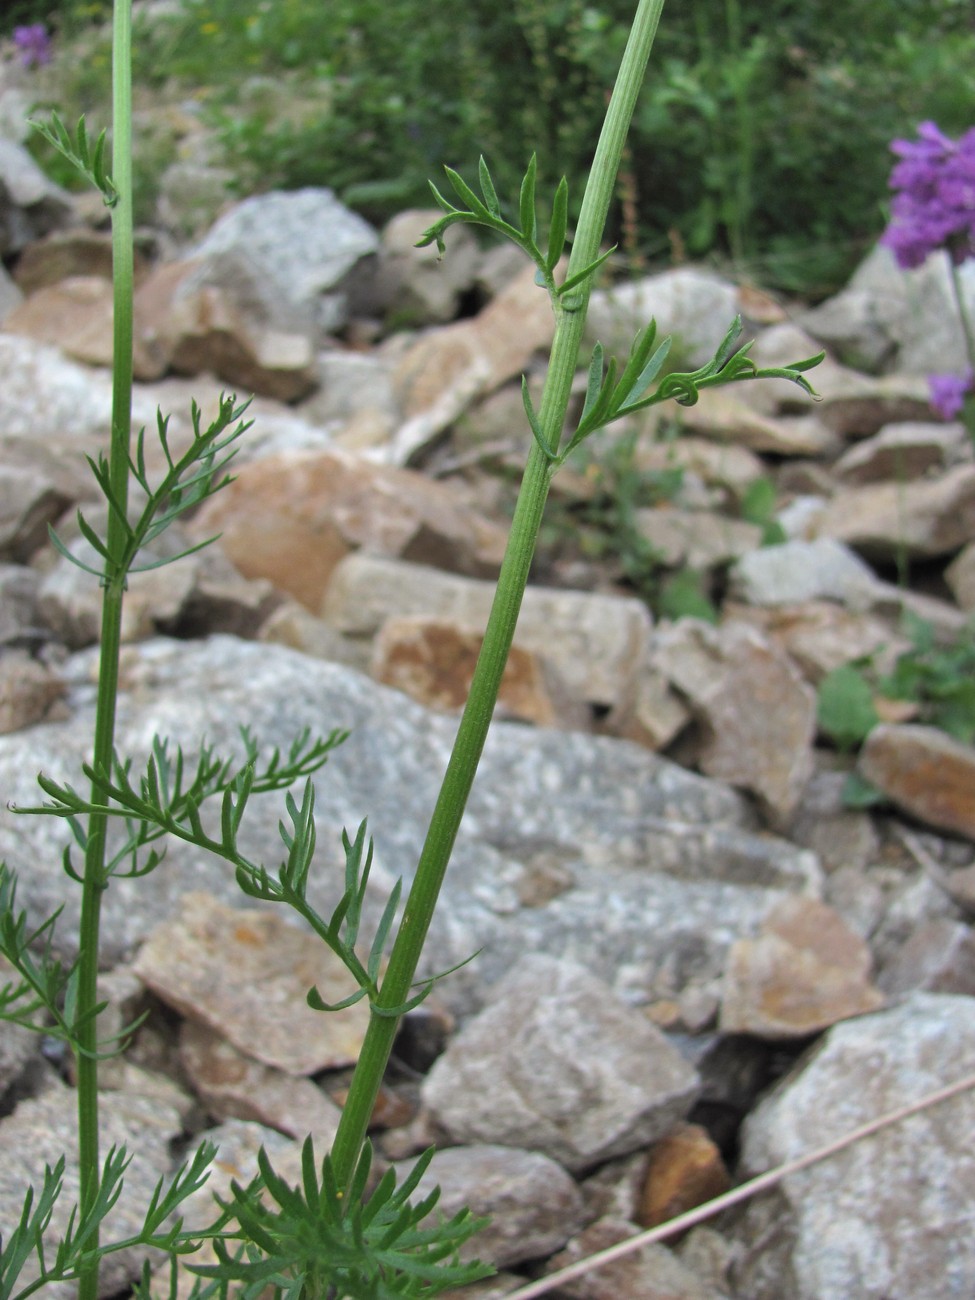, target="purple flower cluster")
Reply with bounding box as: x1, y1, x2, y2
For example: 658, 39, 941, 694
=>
12, 23, 51, 70
881, 121, 975, 270
929, 370, 973, 420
